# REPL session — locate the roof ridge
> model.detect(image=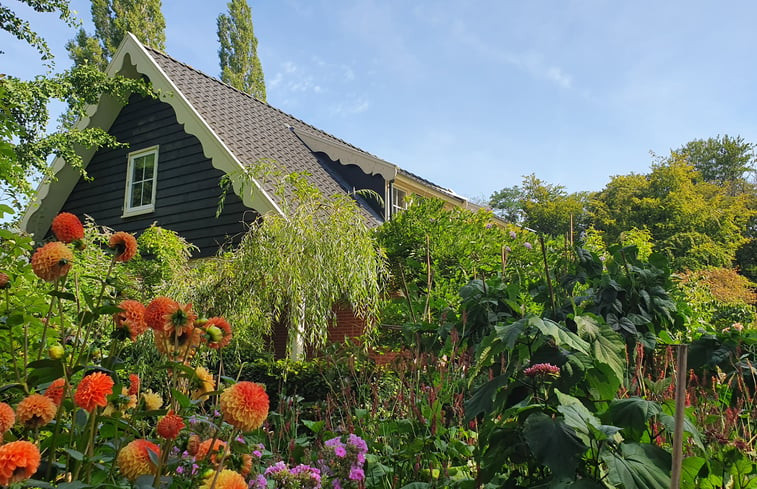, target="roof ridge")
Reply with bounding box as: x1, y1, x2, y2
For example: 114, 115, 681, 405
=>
142, 45, 376, 158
